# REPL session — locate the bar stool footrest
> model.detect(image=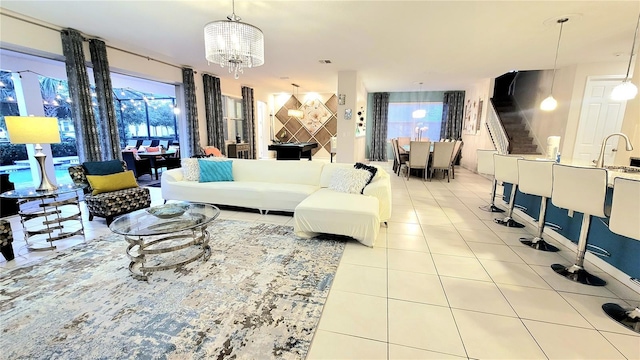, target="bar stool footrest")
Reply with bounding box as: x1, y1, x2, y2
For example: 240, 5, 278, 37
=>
551, 263, 607, 286
602, 303, 640, 334
520, 237, 560, 252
